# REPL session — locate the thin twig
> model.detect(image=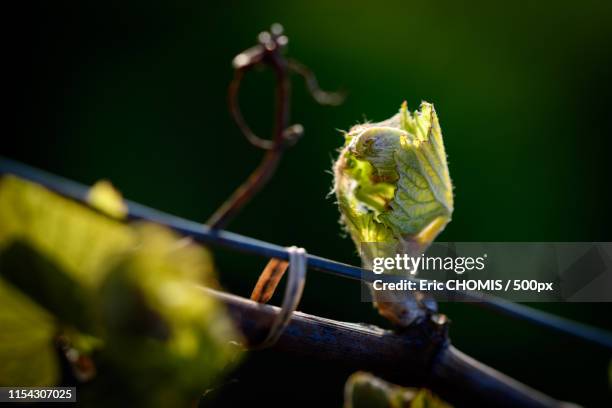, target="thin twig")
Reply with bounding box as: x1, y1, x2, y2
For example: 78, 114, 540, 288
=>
2, 157, 612, 351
